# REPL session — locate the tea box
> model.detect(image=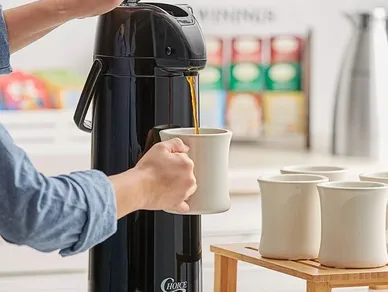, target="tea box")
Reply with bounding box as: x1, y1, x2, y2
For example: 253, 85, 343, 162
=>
31, 69, 86, 109
225, 92, 263, 139
229, 63, 266, 92
262, 91, 305, 137
0, 71, 53, 110
199, 90, 226, 128
270, 35, 303, 63
232, 37, 262, 63
205, 36, 224, 66
199, 65, 224, 90
265, 63, 301, 91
